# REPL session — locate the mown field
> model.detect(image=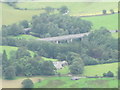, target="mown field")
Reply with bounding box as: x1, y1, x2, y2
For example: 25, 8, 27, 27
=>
1, 3, 44, 25
16, 2, 118, 16
82, 14, 118, 30
34, 76, 118, 88
84, 63, 118, 76
58, 62, 118, 76
2, 76, 118, 88
1, 2, 118, 26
